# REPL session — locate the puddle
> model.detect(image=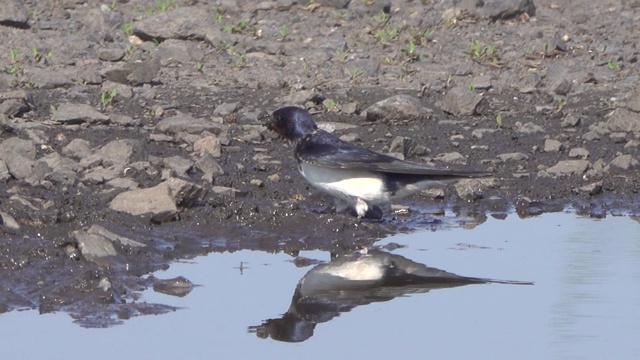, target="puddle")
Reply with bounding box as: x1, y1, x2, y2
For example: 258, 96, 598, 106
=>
1, 212, 639, 360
